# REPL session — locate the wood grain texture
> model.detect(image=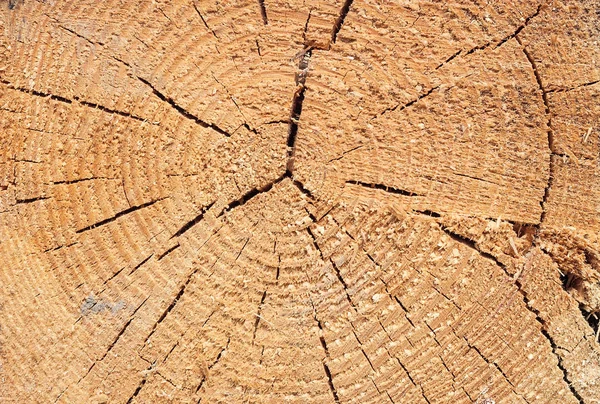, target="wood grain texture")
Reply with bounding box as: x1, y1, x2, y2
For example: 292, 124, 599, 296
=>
0, 0, 599, 402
